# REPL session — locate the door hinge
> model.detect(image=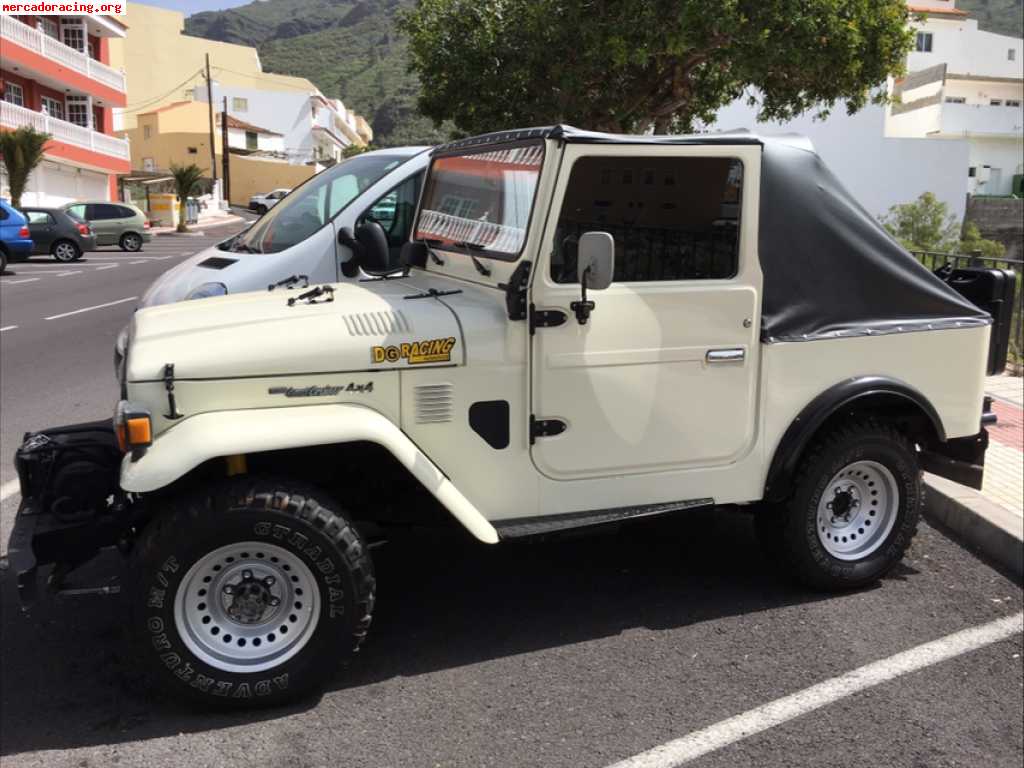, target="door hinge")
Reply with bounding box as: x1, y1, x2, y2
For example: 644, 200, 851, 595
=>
498, 260, 531, 321
530, 415, 567, 444
529, 304, 568, 335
